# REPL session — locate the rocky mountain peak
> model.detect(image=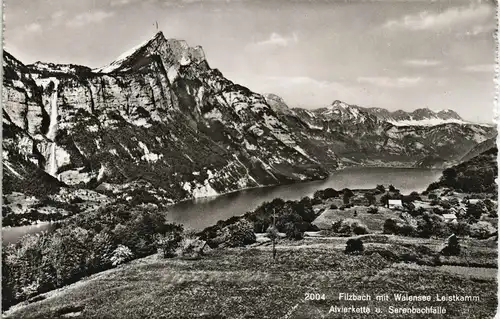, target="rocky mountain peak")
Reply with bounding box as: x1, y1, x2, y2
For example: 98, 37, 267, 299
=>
263, 93, 292, 115
330, 100, 350, 109
93, 31, 208, 75
436, 109, 462, 120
